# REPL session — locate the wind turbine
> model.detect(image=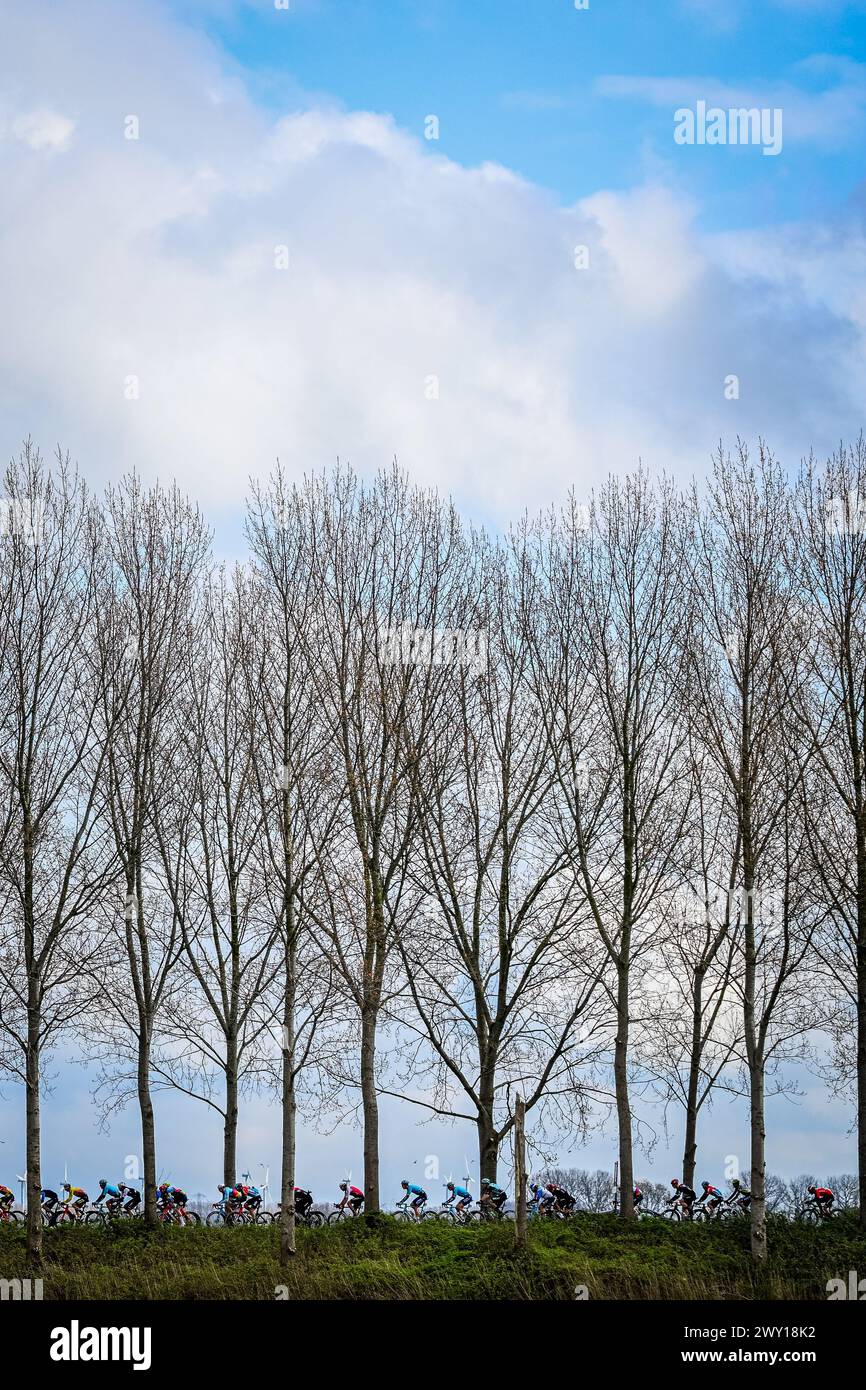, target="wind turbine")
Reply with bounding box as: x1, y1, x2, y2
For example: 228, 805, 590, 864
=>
16, 1173, 26, 1206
